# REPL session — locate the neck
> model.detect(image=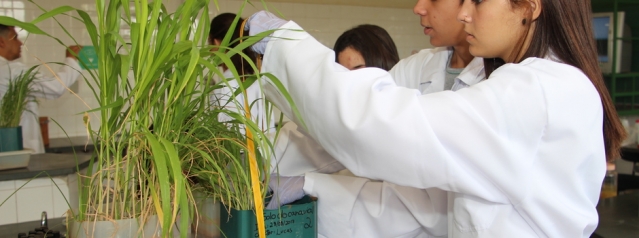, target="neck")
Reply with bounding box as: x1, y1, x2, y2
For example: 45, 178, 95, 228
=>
450, 44, 474, 69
